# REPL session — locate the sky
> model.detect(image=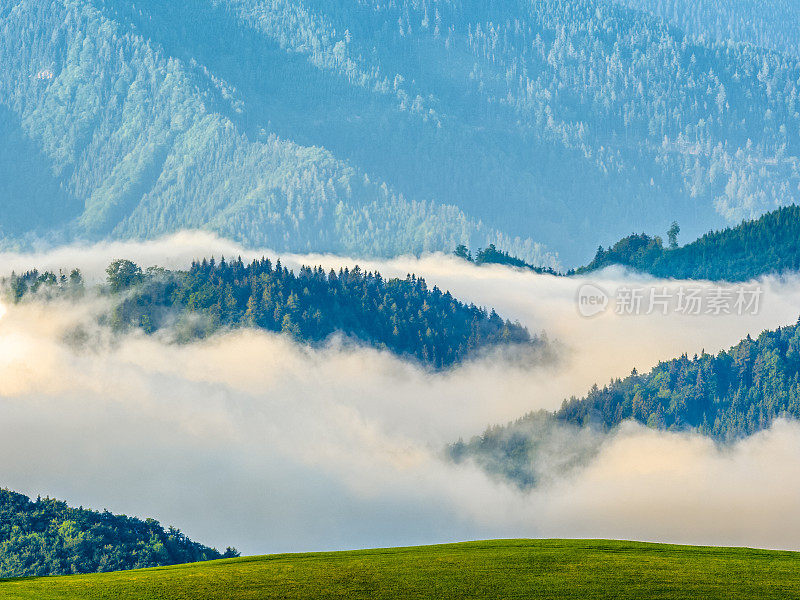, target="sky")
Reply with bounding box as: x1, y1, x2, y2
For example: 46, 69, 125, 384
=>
1, 231, 800, 554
